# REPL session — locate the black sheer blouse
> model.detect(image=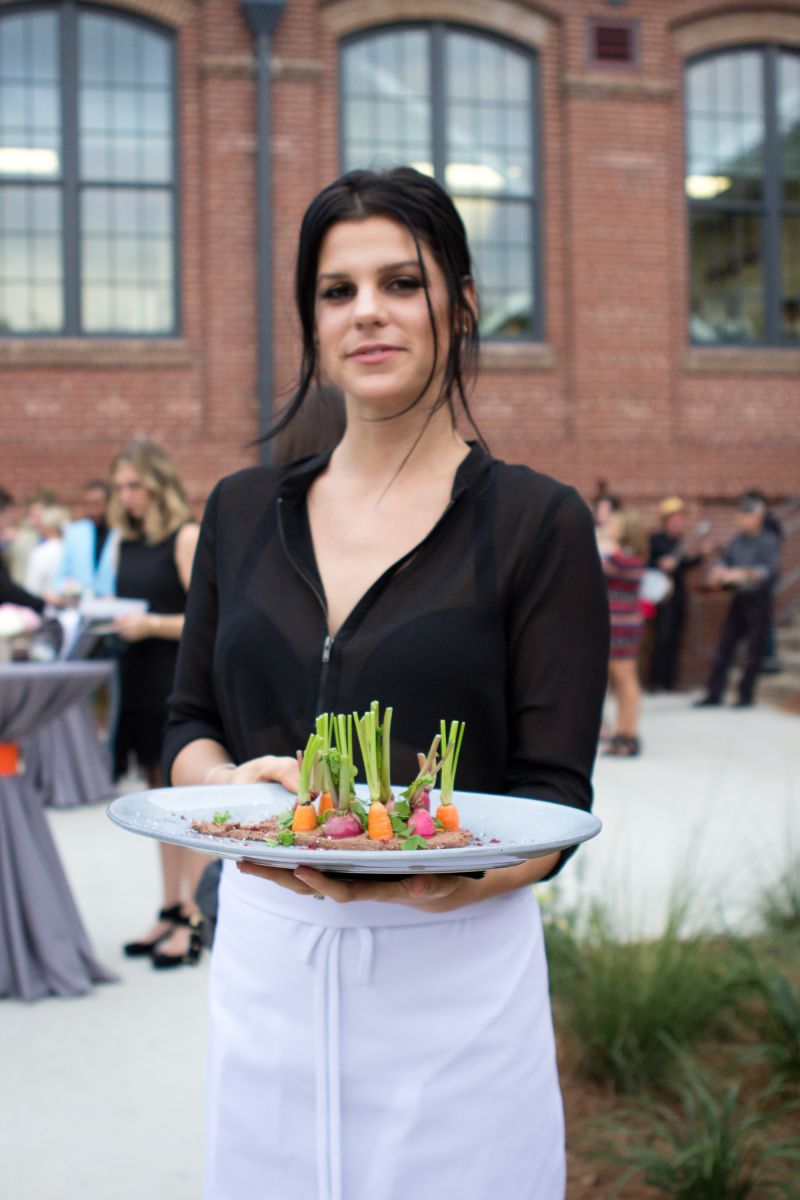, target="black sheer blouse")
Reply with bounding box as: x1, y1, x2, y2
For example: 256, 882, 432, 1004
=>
164, 445, 609, 876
